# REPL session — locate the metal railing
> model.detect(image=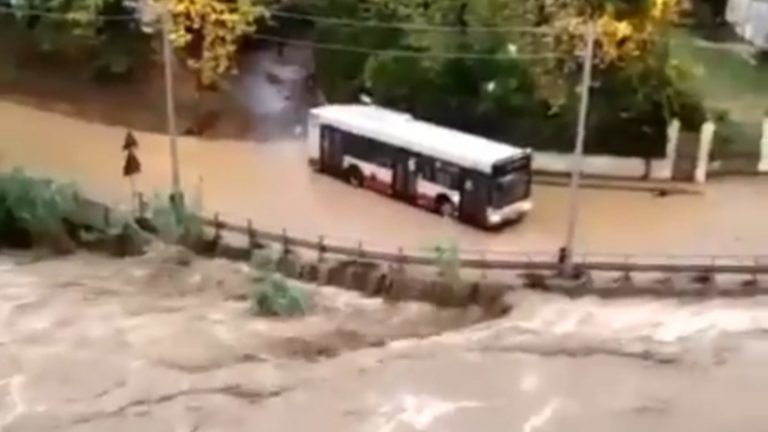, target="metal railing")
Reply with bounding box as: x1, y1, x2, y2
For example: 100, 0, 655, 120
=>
203, 215, 768, 275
